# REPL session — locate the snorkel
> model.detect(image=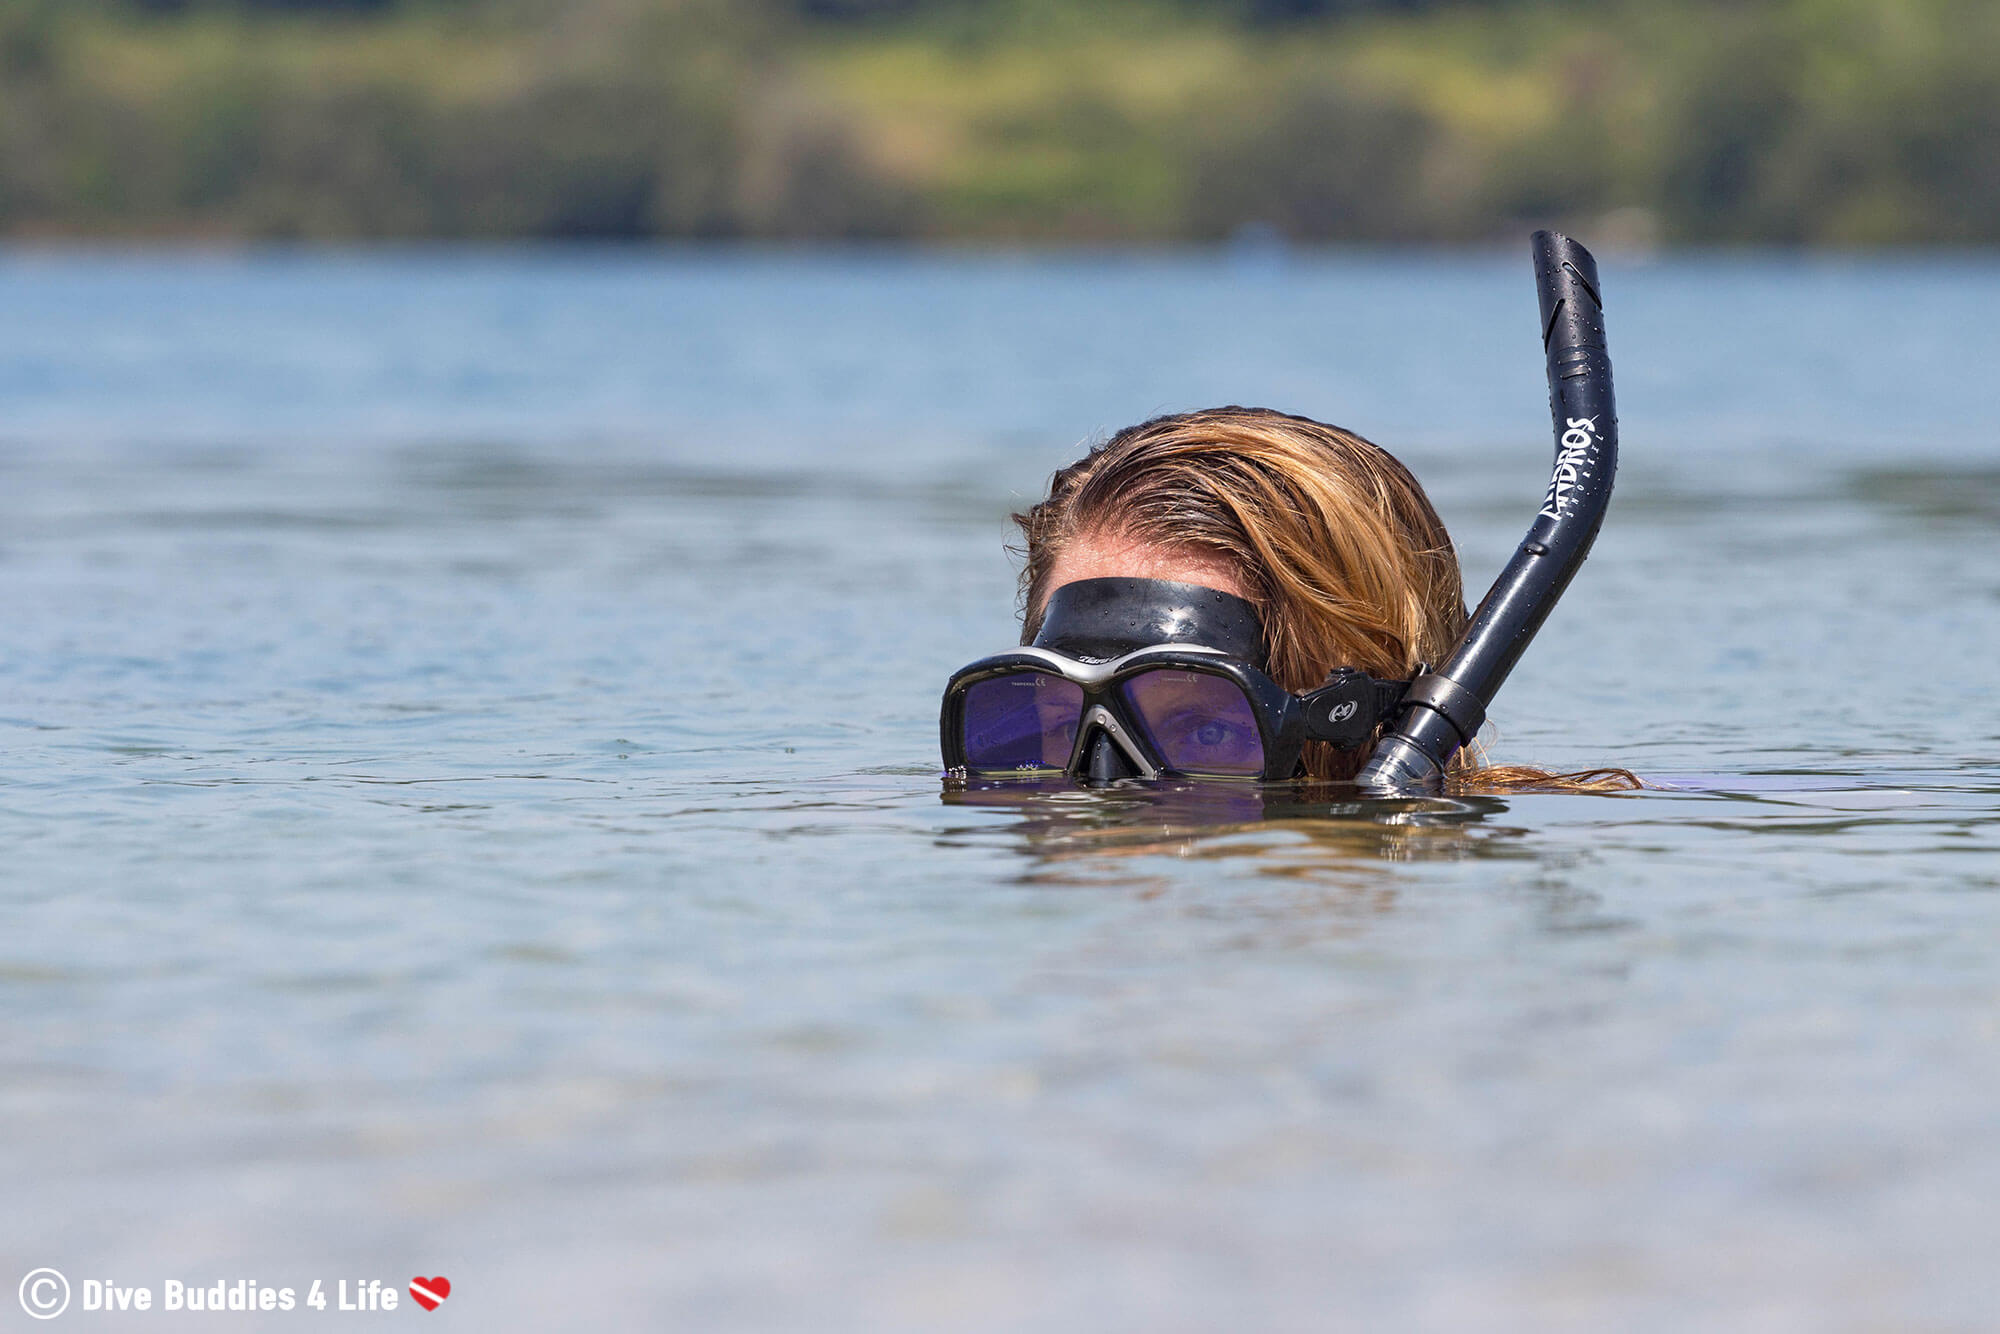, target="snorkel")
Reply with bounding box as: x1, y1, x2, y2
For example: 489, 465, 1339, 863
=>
1355, 231, 1620, 792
